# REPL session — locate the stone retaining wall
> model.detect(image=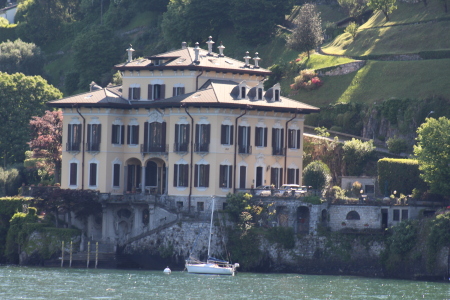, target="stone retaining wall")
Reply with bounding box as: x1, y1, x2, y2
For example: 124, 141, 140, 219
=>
318, 61, 366, 76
